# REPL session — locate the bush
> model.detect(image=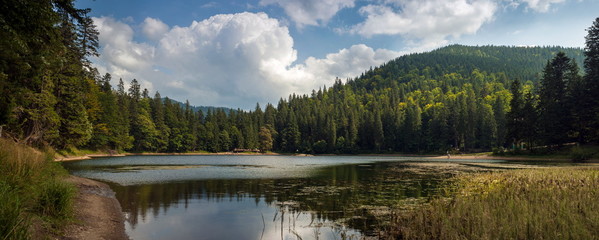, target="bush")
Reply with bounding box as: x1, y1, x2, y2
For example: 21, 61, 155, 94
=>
312, 140, 327, 154
569, 146, 597, 162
